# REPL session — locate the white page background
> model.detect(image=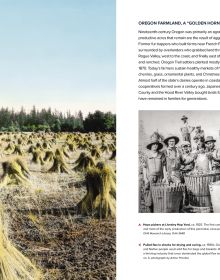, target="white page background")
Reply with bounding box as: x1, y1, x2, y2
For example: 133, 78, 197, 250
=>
117, 0, 220, 279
